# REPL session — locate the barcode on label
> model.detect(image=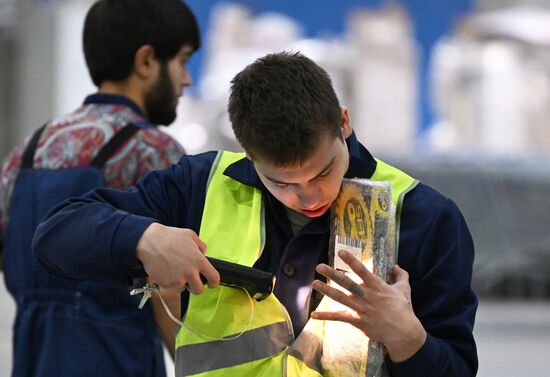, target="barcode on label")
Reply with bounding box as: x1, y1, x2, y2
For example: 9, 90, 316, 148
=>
334, 235, 364, 273
336, 235, 364, 249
